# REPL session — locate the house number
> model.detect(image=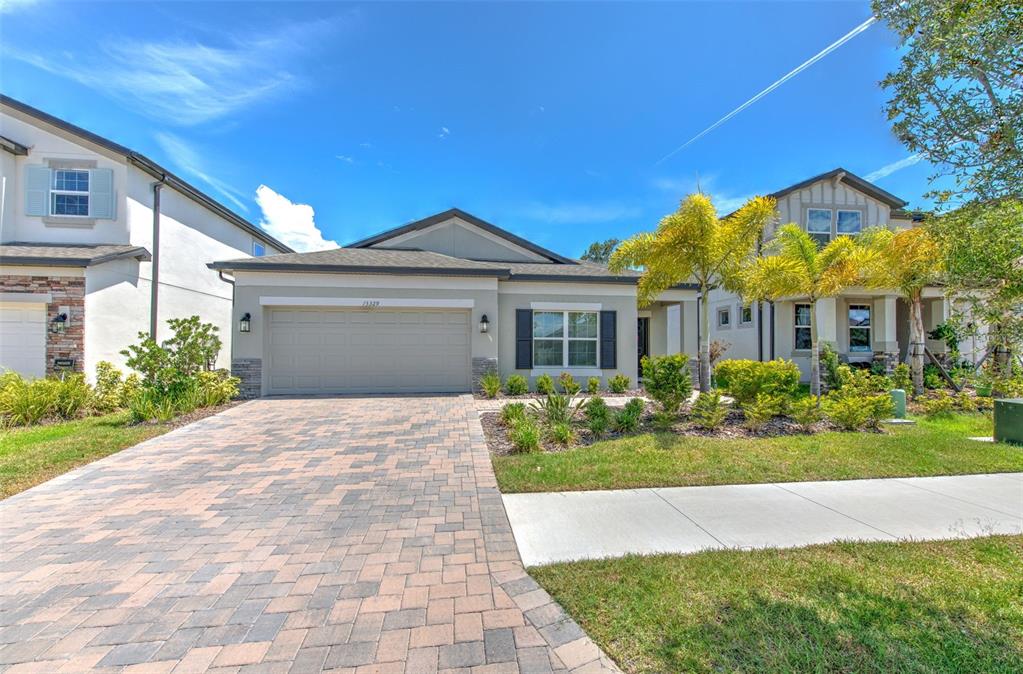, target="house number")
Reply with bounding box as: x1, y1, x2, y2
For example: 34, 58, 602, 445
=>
362, 300, 380, 309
